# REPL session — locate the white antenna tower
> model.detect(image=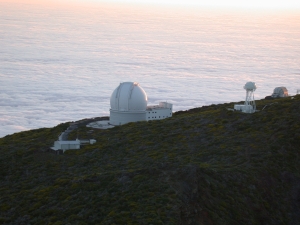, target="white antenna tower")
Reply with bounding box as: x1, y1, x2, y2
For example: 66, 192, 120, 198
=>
234, 81, 257, 113
244, 82, 257, 112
